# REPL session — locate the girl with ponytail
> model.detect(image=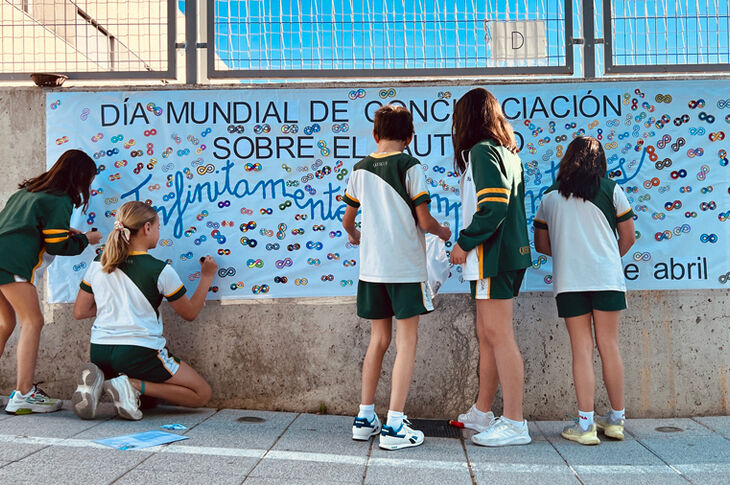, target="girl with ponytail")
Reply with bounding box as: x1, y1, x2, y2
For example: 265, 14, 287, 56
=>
72, 201, 218, 421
